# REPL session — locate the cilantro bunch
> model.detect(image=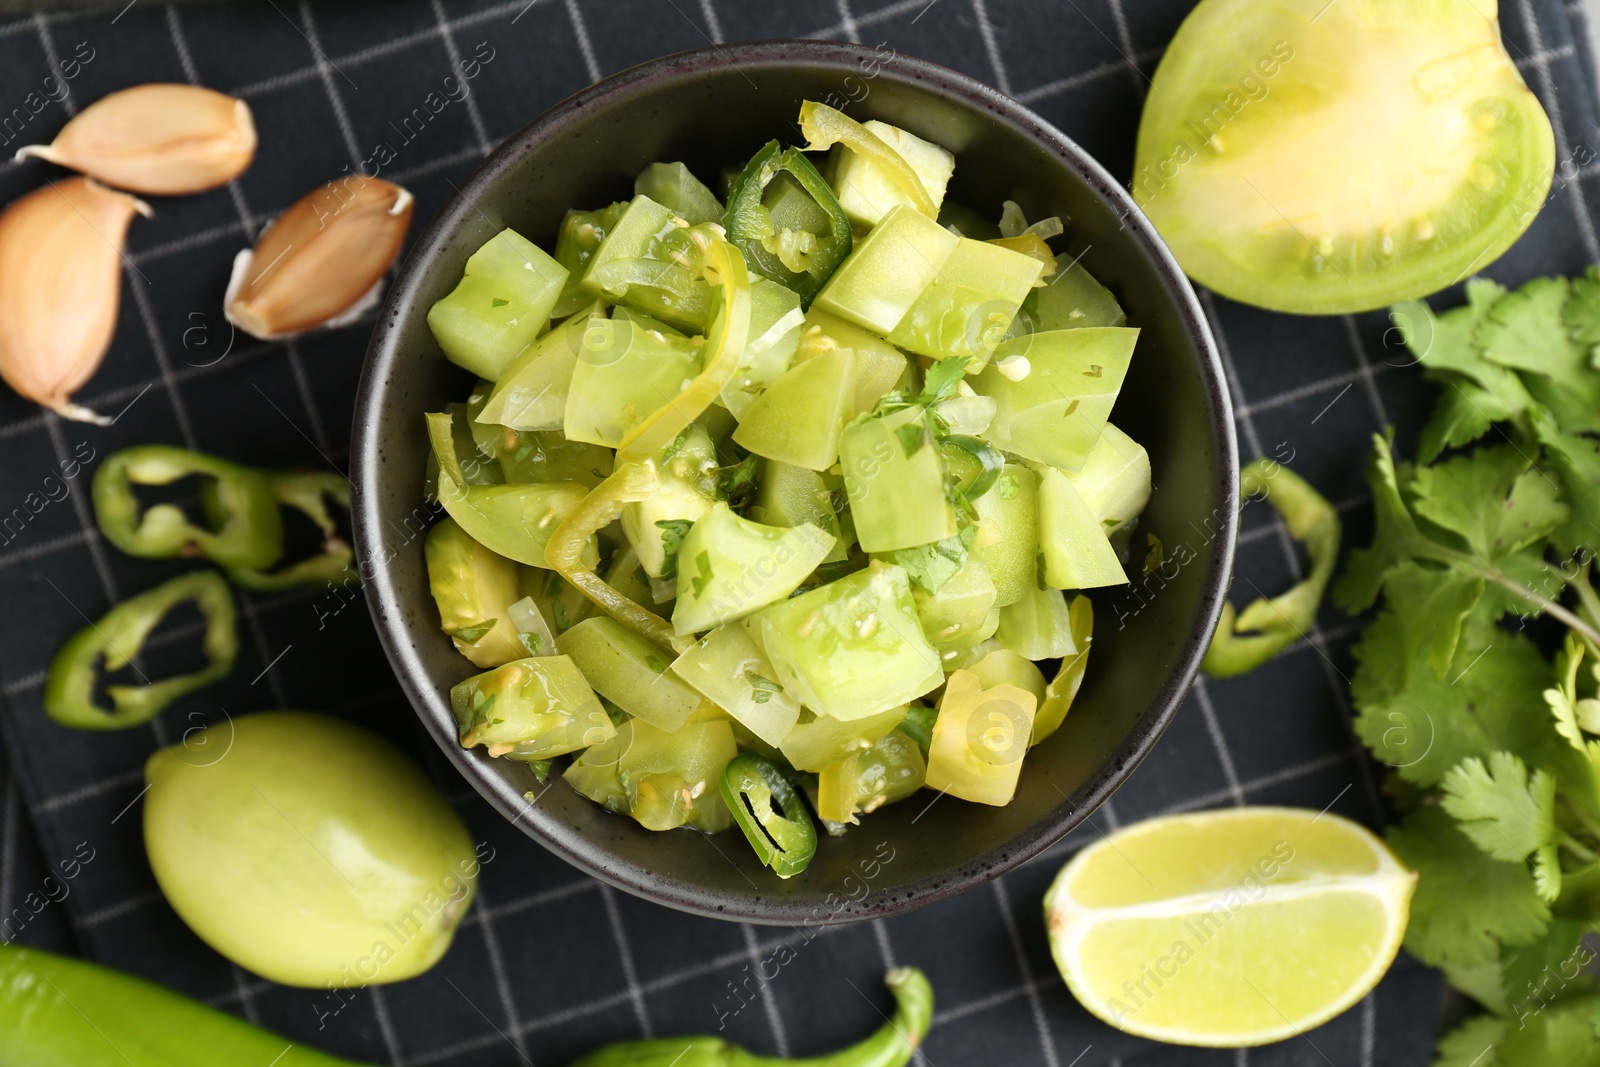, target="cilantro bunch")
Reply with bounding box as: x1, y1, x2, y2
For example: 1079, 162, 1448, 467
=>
1344, 270, 1600, 1063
